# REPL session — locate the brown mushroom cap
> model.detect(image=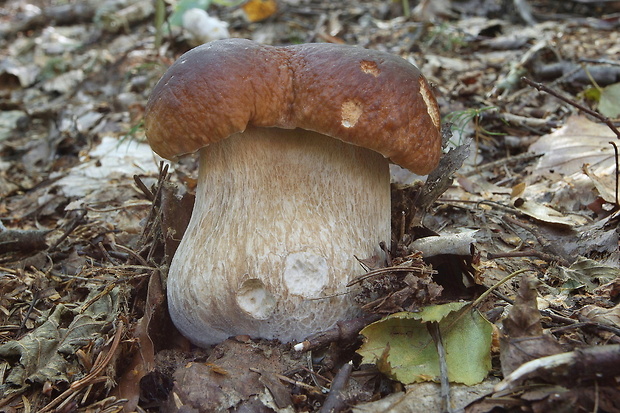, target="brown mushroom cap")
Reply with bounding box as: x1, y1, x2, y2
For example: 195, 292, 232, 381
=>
145, 38, 441, 175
